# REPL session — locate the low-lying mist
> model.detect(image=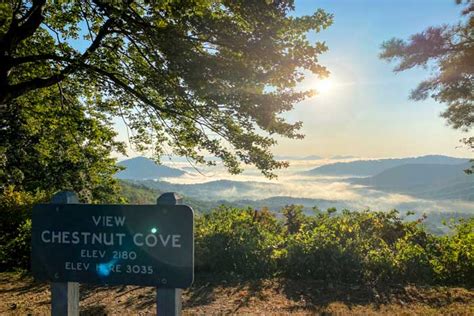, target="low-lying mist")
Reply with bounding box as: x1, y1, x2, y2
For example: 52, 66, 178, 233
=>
153, 158, 474, 214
